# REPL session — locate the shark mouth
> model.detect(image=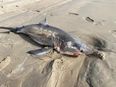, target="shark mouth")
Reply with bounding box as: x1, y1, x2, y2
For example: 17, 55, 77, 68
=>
61, 50, 81, 57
